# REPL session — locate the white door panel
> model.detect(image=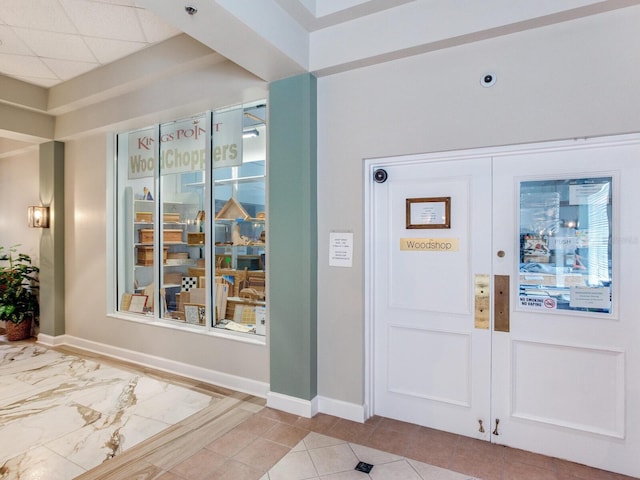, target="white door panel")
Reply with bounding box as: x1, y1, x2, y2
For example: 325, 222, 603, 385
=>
373, 157, 491, 439
491, 143, 640, 476
369, 135, 640, 477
